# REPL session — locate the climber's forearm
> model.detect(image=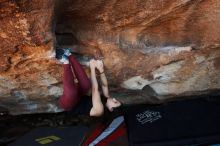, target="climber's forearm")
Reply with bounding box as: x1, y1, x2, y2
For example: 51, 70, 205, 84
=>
100, 73, 108, 87
90, 67, 99, 90
100, 73, 110, 98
